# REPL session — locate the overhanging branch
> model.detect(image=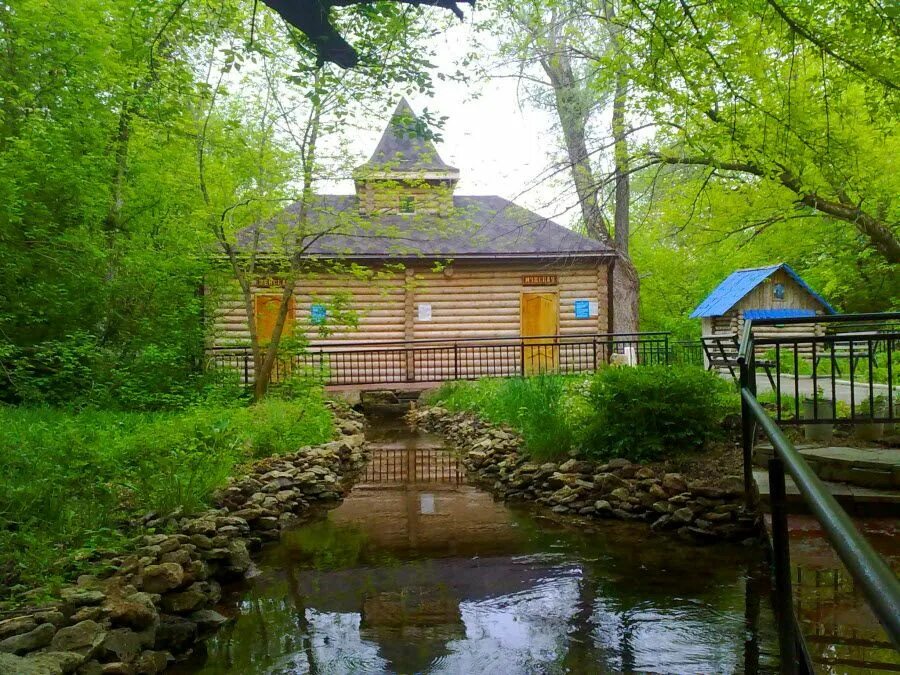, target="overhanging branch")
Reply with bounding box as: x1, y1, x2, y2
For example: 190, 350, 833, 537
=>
261, 0, 473, 68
